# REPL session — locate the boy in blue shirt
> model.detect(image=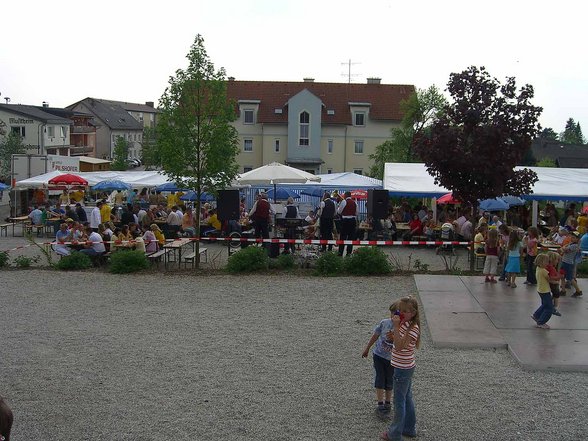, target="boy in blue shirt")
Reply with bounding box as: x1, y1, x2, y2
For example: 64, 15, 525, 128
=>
362, 301, 399, 418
